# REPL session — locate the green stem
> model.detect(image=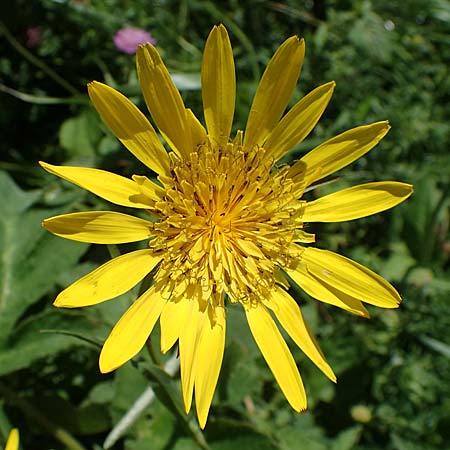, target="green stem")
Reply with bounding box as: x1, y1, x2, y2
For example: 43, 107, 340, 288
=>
143, 342, 206, 446
106, 244, 121, 259
0, 21, 79, 96
0, 83, 87, 105
39, 329, 103, 349
142, 365, 211, 450
145, 337, 162, 368
0, 382, 88, 450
